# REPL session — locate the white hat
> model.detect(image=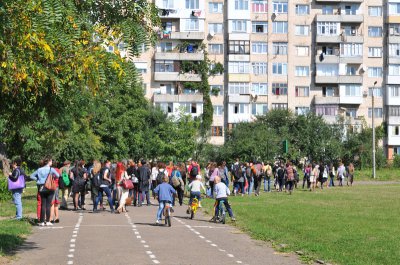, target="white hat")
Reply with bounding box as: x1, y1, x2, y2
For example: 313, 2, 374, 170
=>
196, 175, 202, 180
